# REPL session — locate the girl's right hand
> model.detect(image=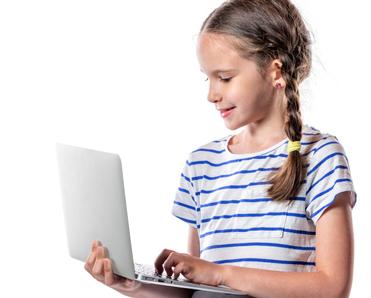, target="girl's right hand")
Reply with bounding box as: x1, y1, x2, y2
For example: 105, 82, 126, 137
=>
84, 240, 142, 294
